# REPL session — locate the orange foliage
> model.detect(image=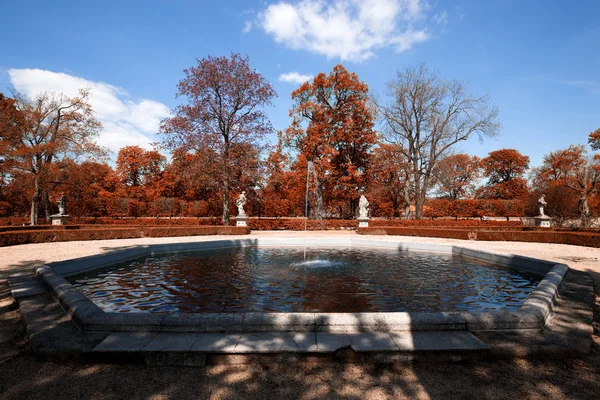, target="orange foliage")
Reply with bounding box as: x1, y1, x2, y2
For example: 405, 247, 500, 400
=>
159, 53, 276, 224
285, 64, 377, 218
479, 149, 529, 200
433, 154, 482, 199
